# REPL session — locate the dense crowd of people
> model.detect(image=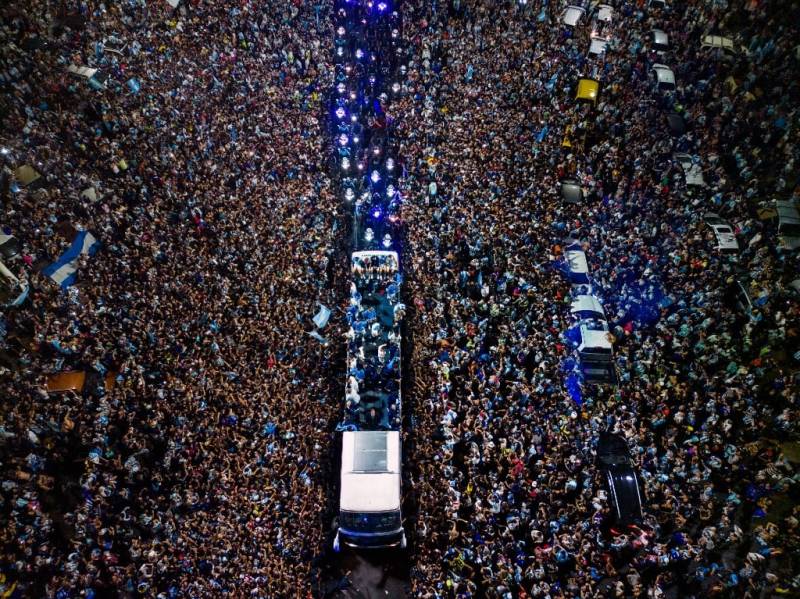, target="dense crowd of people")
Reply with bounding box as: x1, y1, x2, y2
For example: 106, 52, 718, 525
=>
1, 0, 342, 596
398, 0, 800, 597
1, 0, 799, 597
